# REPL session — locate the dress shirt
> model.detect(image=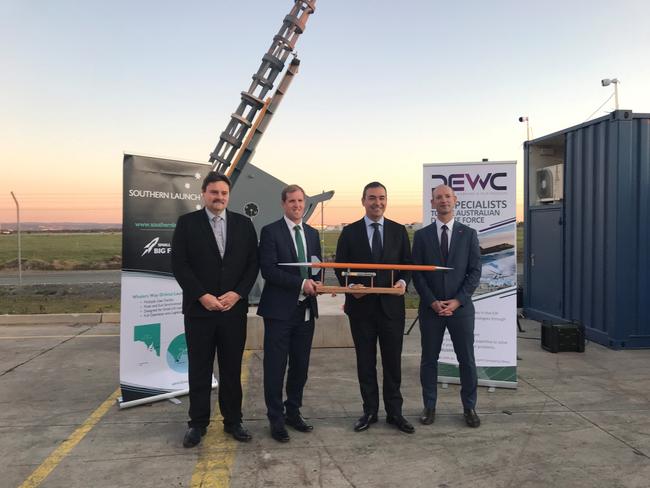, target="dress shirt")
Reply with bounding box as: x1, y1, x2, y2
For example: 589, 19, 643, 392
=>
205, 207, 227, 256
435, 218, 455, 254
283, 215, 311, 320
359, 215, 406, 289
